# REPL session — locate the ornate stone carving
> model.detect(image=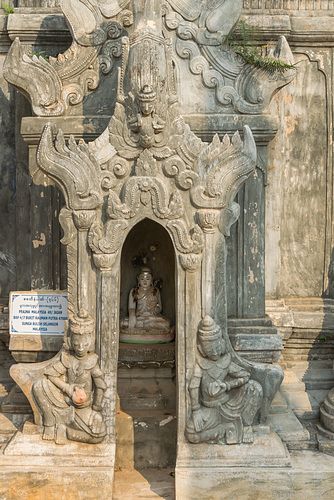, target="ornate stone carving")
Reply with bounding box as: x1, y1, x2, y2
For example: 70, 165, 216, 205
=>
37, 125, 102, 210
164, 2, 296, 113
3, 0, 295, 117
73, 210, 97, 231
190, 129, 256, 210
32, 310, 107, 445
4, 0, 292, 457
92, 252, 117, 270
3, 2, 129, 116
167, 220, 204, 254
186, 316, 282, 445
88, 220, 128, 254
179, 253, 203, 272
196, 210, 220, 233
